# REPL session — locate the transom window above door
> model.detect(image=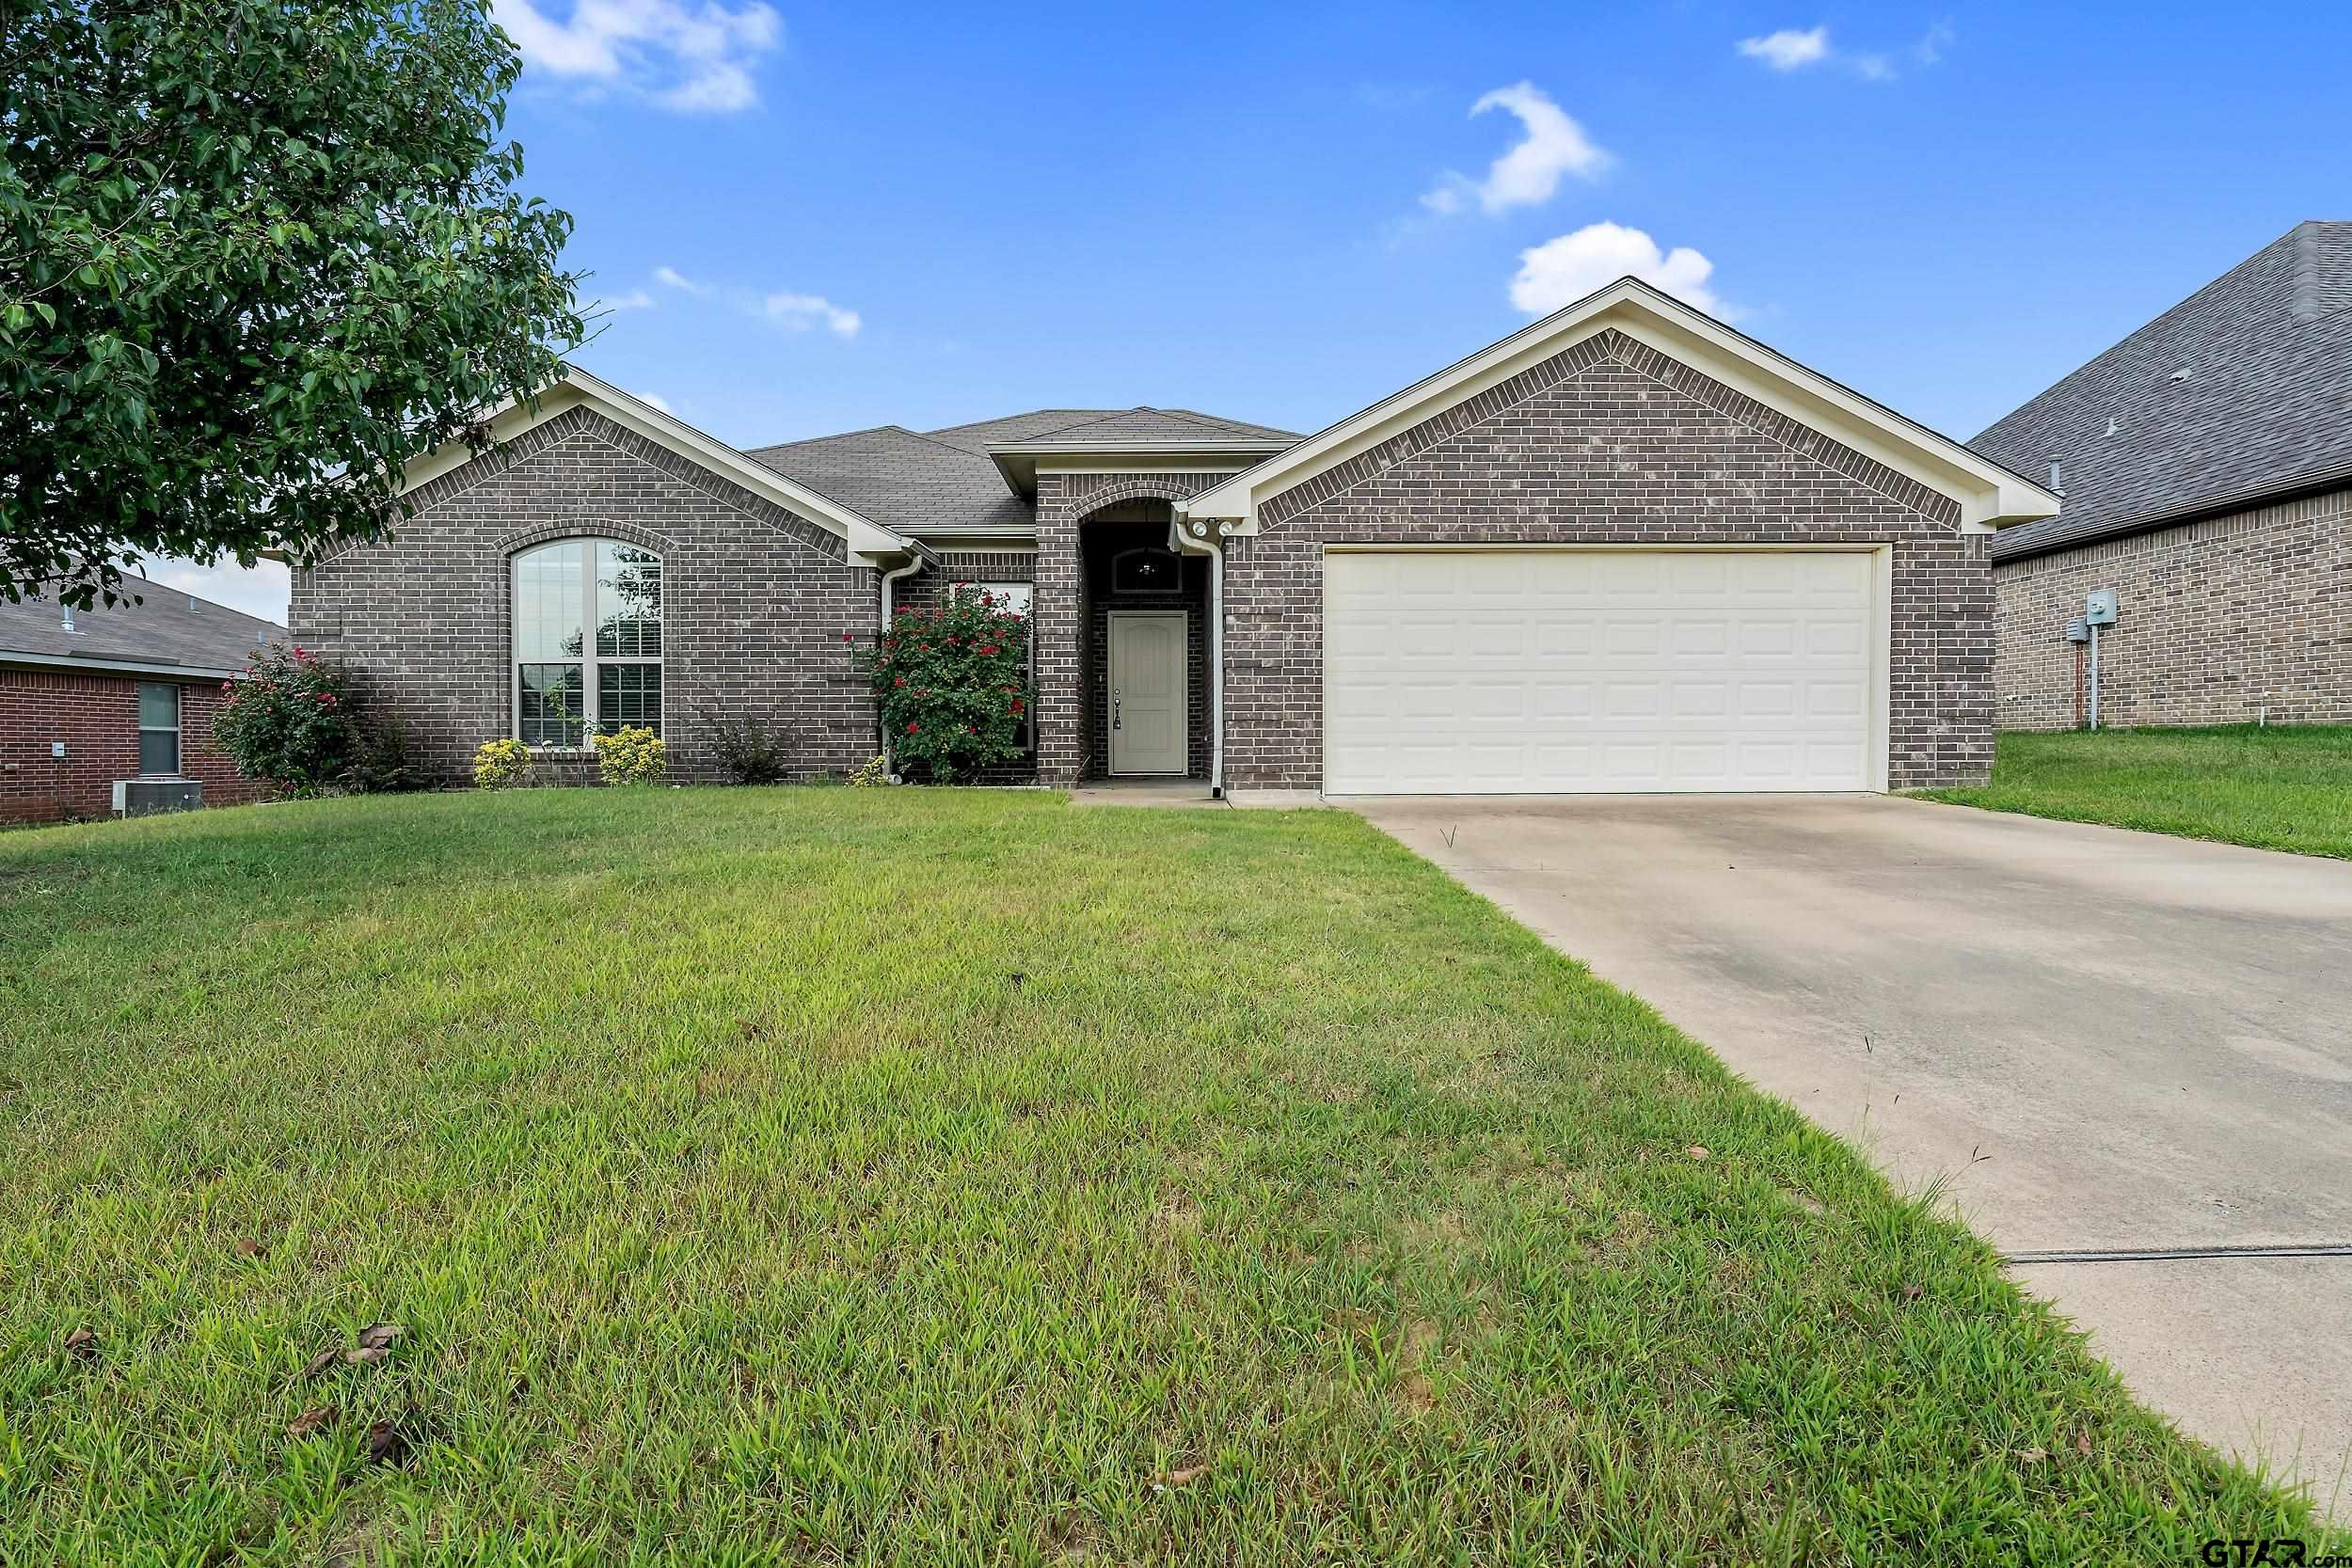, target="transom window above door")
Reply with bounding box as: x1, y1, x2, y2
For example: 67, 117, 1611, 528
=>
512, 539, 662, 748
1110, 547, 1180, 594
